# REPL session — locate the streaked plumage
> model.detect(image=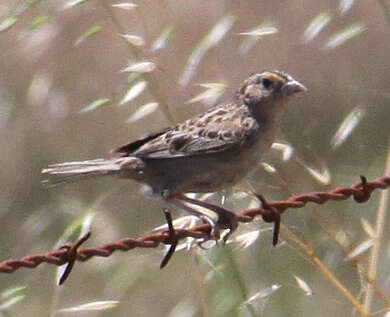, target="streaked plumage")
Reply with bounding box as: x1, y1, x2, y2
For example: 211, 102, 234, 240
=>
43, 70, 306, 239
